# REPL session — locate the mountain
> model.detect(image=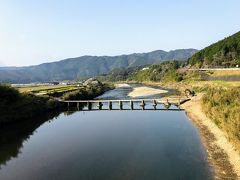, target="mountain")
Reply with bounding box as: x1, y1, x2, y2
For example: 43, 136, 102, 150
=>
0, 49, 197, 83
189, 31, 240, 67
